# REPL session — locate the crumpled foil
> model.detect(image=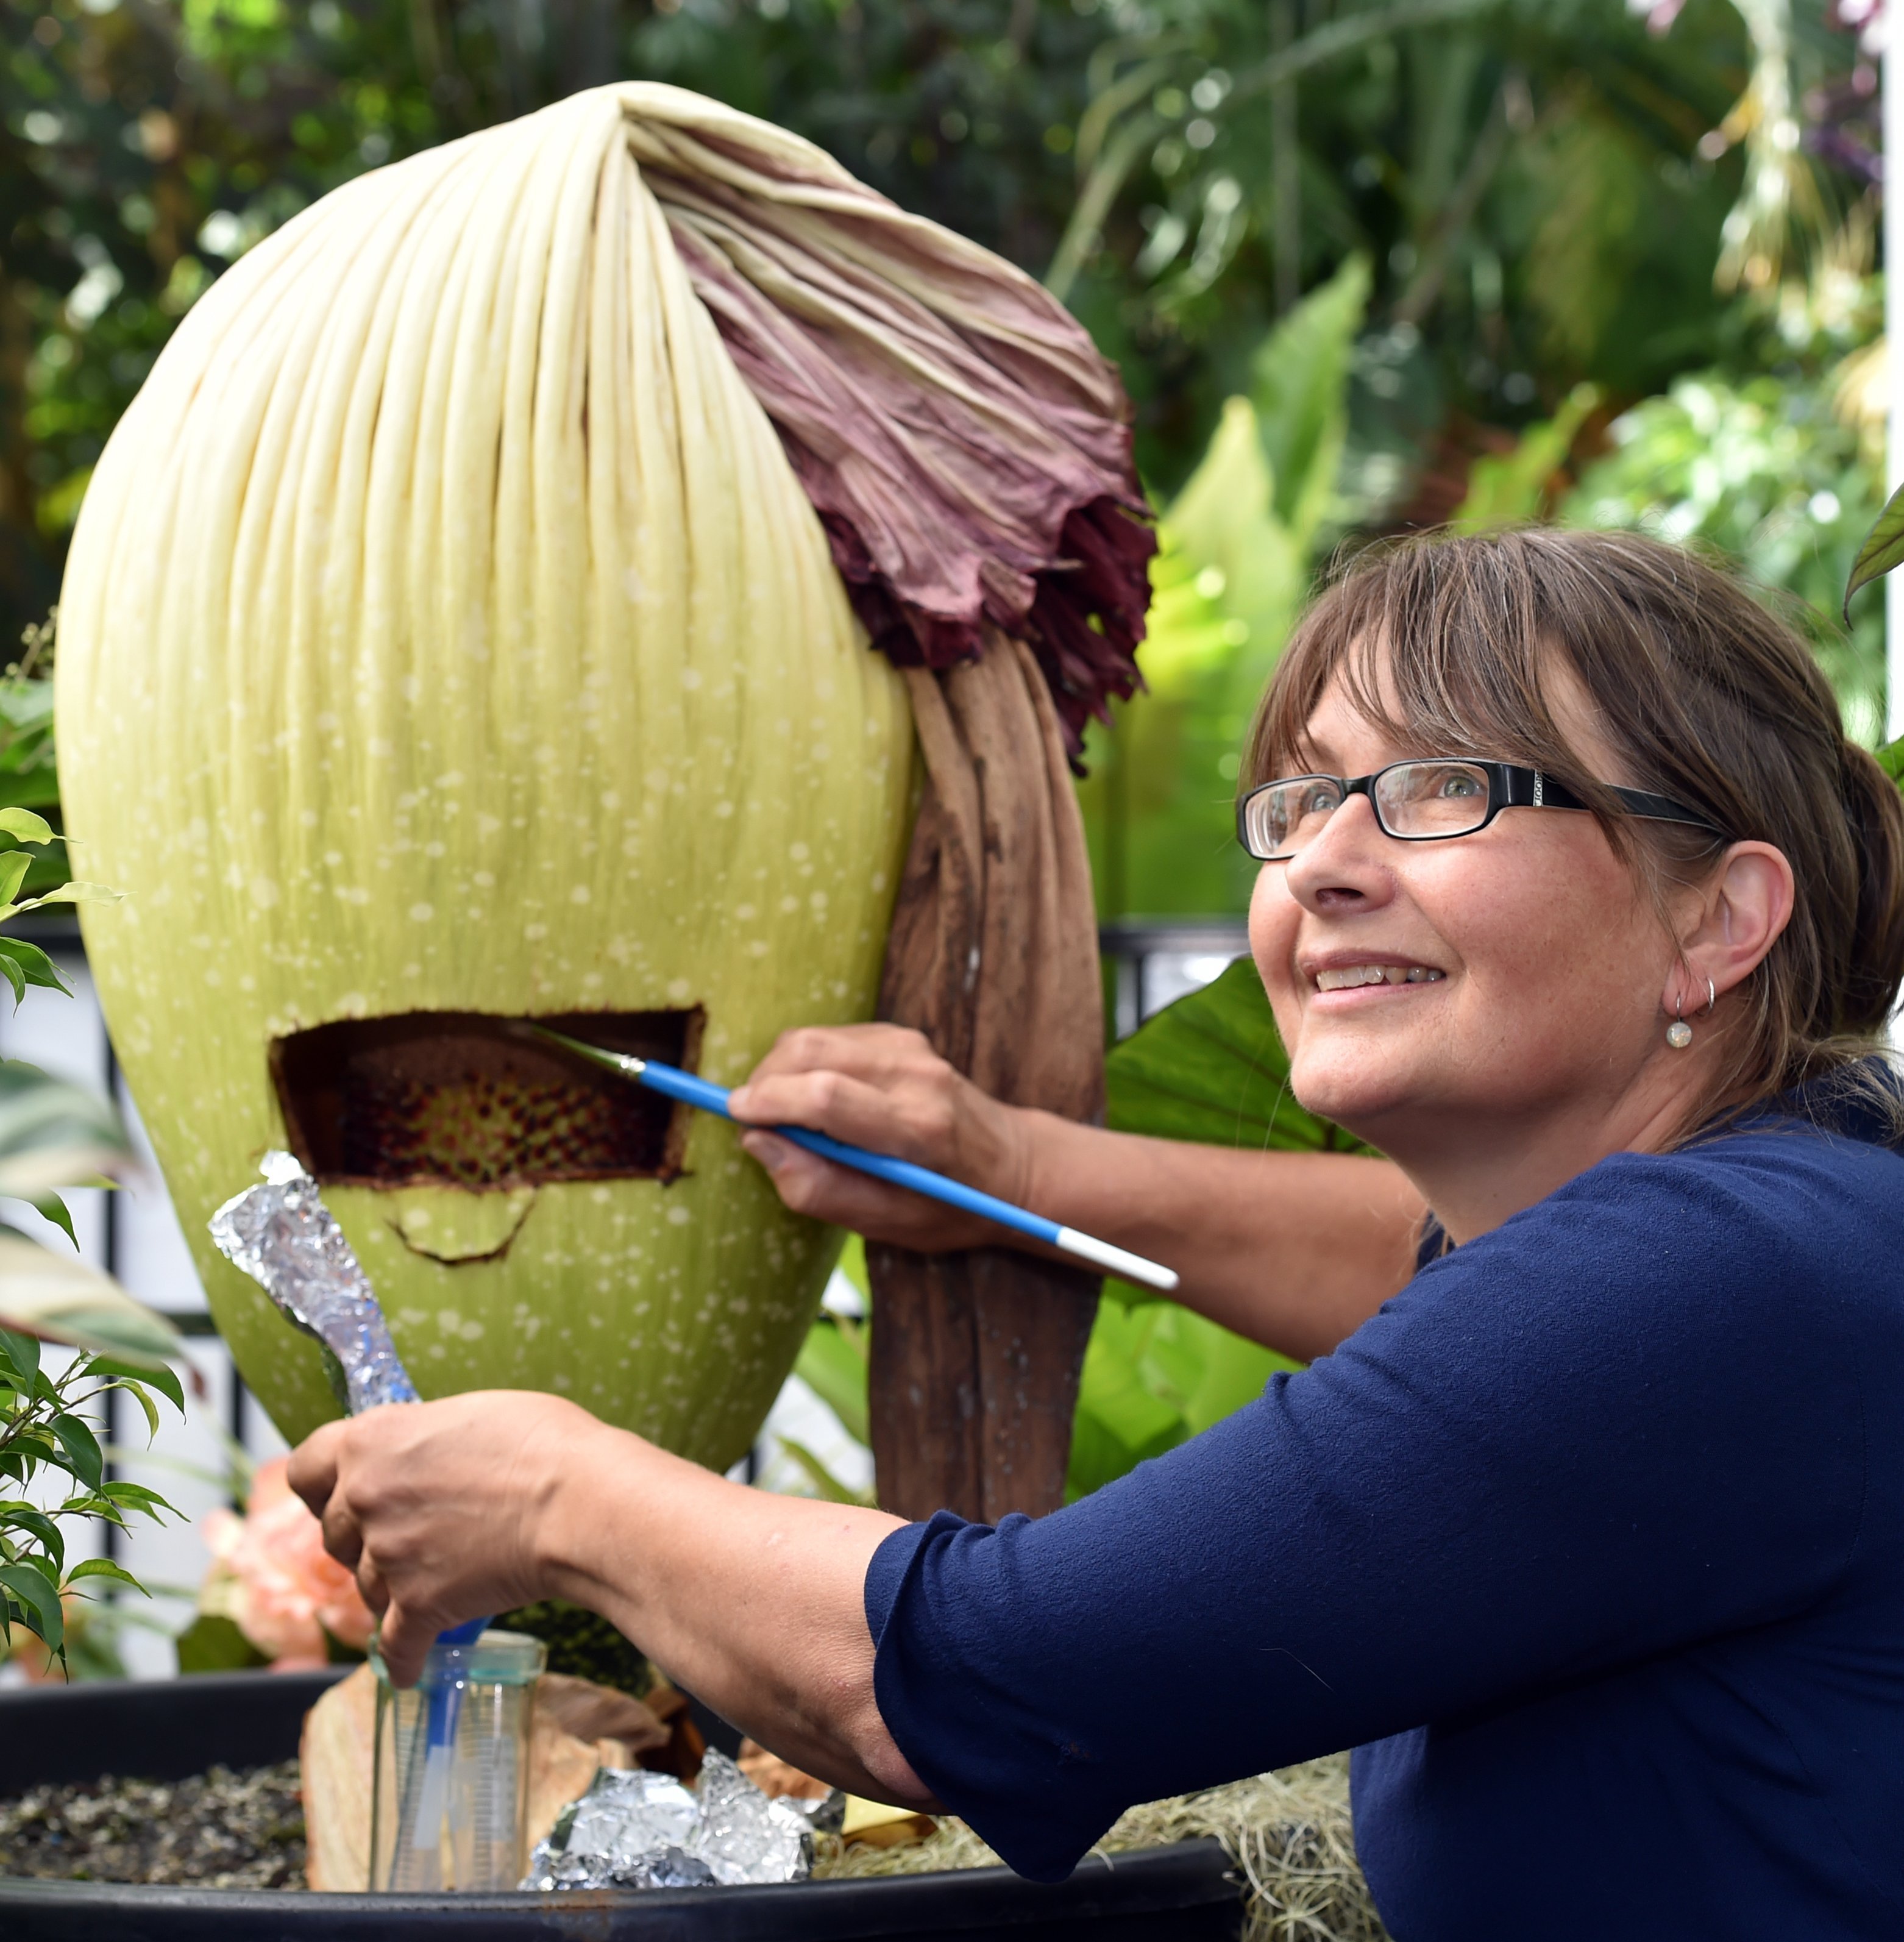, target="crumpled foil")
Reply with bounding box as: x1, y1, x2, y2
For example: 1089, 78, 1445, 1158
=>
207, 1150, 419, 1414
522, 1753, 814, 1892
